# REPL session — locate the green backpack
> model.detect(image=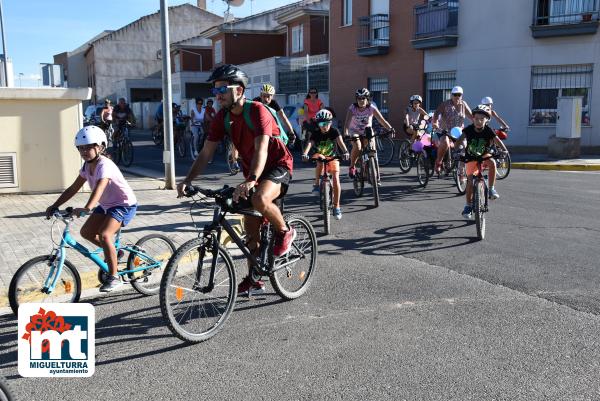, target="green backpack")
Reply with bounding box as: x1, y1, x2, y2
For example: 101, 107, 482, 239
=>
224, 99, 289, 145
